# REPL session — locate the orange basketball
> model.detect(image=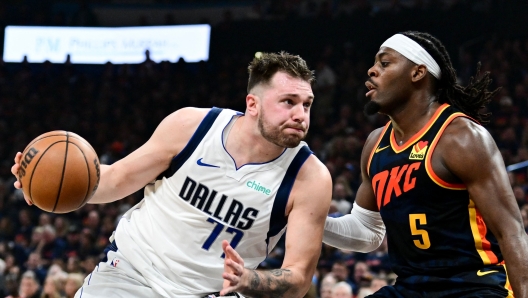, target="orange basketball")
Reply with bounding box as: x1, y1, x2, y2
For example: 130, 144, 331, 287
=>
18, 131, 100, 213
